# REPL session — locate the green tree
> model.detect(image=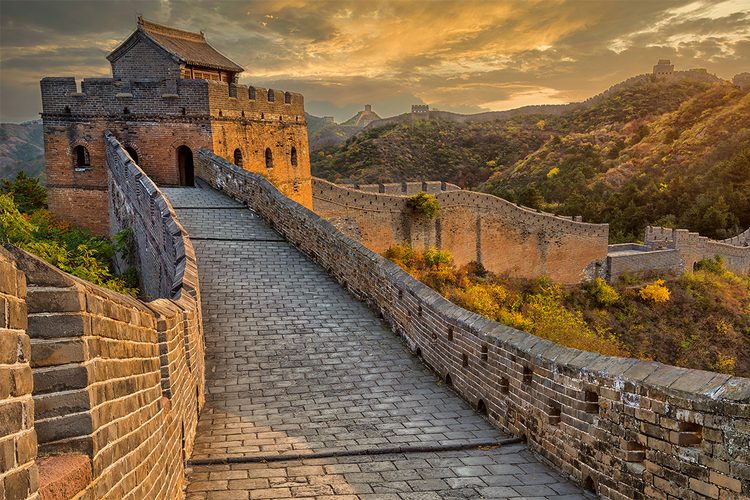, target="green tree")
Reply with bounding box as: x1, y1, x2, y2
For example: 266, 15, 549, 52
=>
518, 187, 544, 210
1, 172, 47, 213
407, 192, 441, 218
